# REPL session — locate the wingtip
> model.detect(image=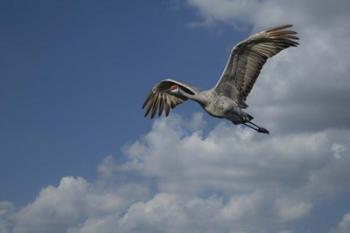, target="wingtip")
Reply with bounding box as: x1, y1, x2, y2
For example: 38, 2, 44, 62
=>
266, 24, 294, 32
